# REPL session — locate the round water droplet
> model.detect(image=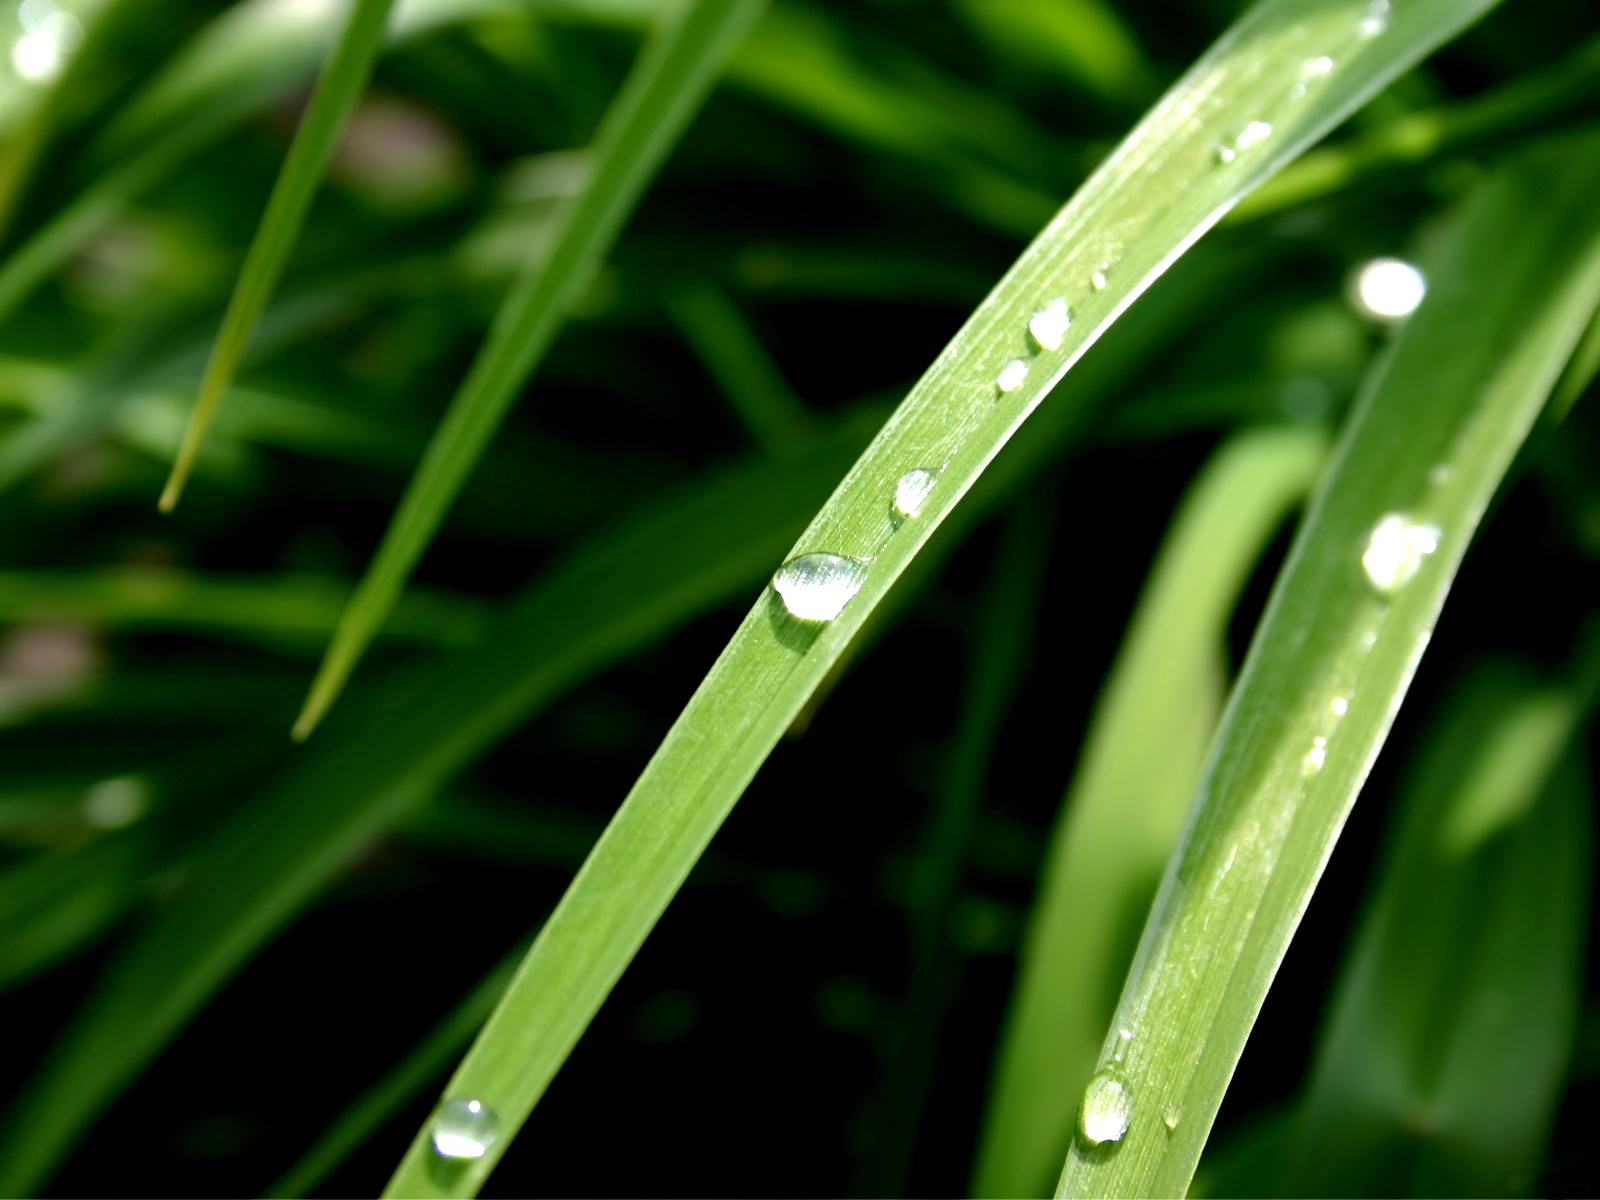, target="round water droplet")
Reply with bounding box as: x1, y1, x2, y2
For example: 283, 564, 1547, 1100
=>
1090, 265, 1110, 291
1351, 258, 1426, 321
1289, 55, 1335, 99
891, 468, 939, 521
1215, 120, 1272, 164
1358, 0, 1390, 38
996, 358, 1029, 394
1361, 514, 1440, 597
1302, 737, 1328, 777
1163, 1104, 1181, 1132
1080, 1070, 1134, 1146
431, 1098, 499, 1161
1330, 696, 1349, 717
1028, 298, 1072, 351
772, 552, 868, 621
